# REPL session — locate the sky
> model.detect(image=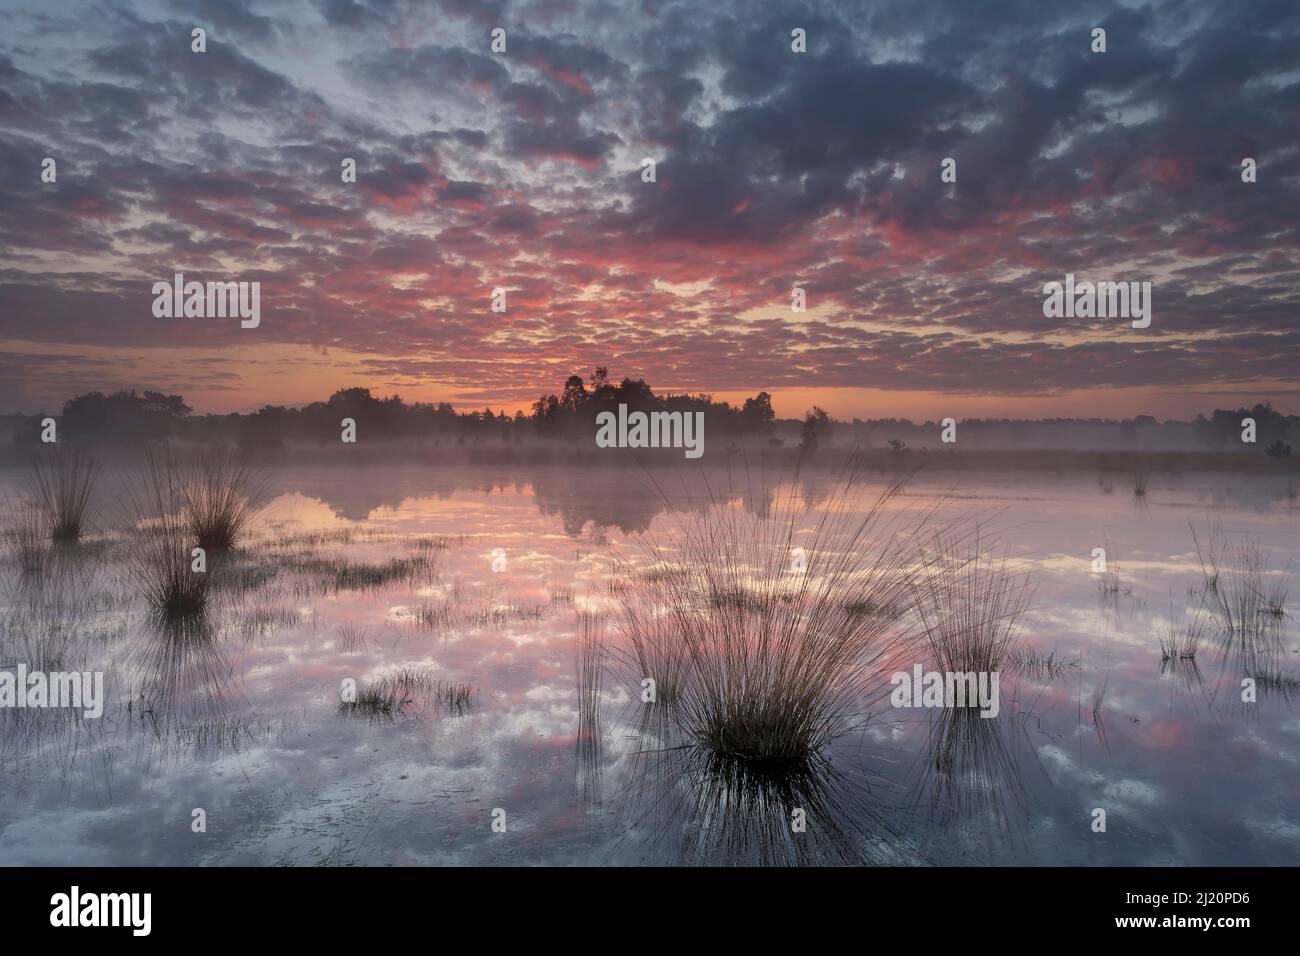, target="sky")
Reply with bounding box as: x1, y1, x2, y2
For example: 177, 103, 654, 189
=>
1, 0, 1297, 420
